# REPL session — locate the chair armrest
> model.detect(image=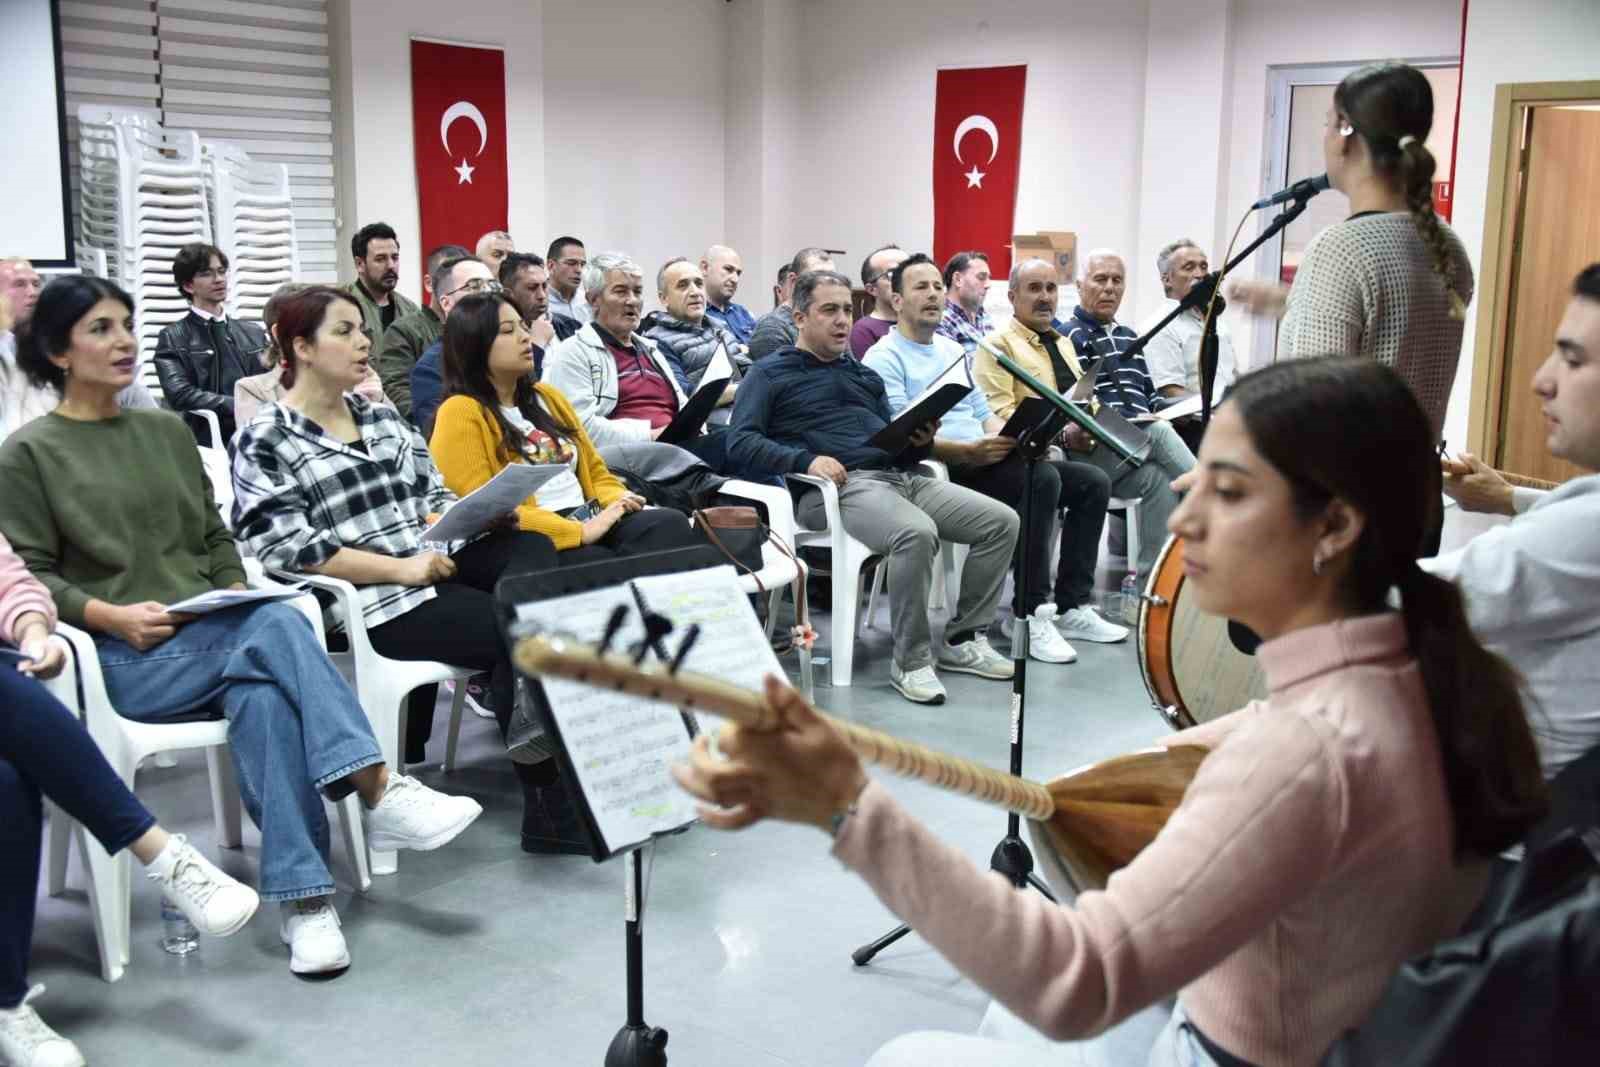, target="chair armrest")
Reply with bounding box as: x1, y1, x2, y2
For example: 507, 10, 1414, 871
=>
35, 634, 82, 716
917, 459, 950, 481
785, 474, 843, 534
51, 622, 112, 719
720, 478, 798, 546
266, 568, 373, 660
244, 559, 326, 647
193, 408, 223, 449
